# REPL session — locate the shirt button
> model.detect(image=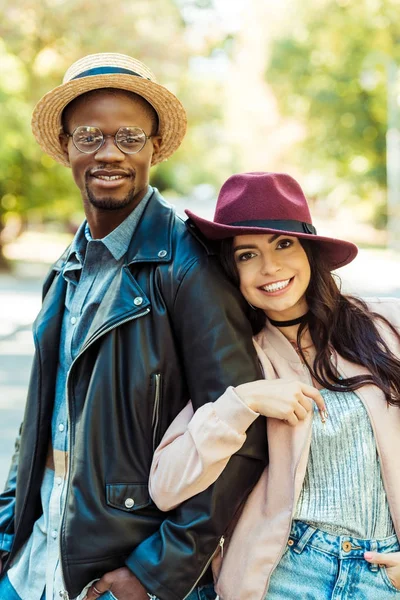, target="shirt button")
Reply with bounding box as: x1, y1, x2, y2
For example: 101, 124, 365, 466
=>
125, 498, 135, 509
133, 297, 143, 306
158, 250, 167, 258
70, 316, 77, 325
51, 529, 58, 539
58, 423, 65, 432
55, 476, 62, 486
